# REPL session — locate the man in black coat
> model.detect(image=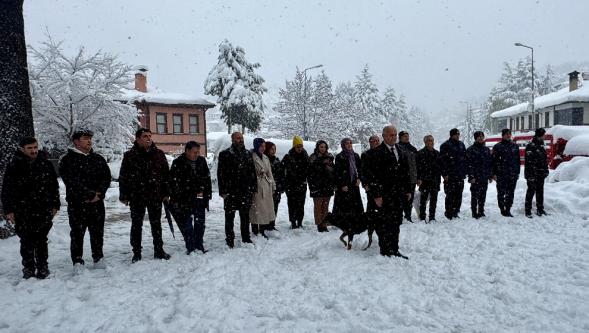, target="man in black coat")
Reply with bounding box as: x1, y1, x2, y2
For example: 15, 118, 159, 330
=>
217, 132, 257, 248
364, 125, 411, 259
398, 131, 418, 222
119, 128, 171, 262
169, 141, 212, 254
282, 136, 310, 229
492, 128, 521, 217
361, 135, 380, 214
439, 128, 467, 220
2, 137, 60, 279
524, 128, 549, 218
59, 130, 111, 270
466, 131, 494, 219
416, 135, 441, 222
